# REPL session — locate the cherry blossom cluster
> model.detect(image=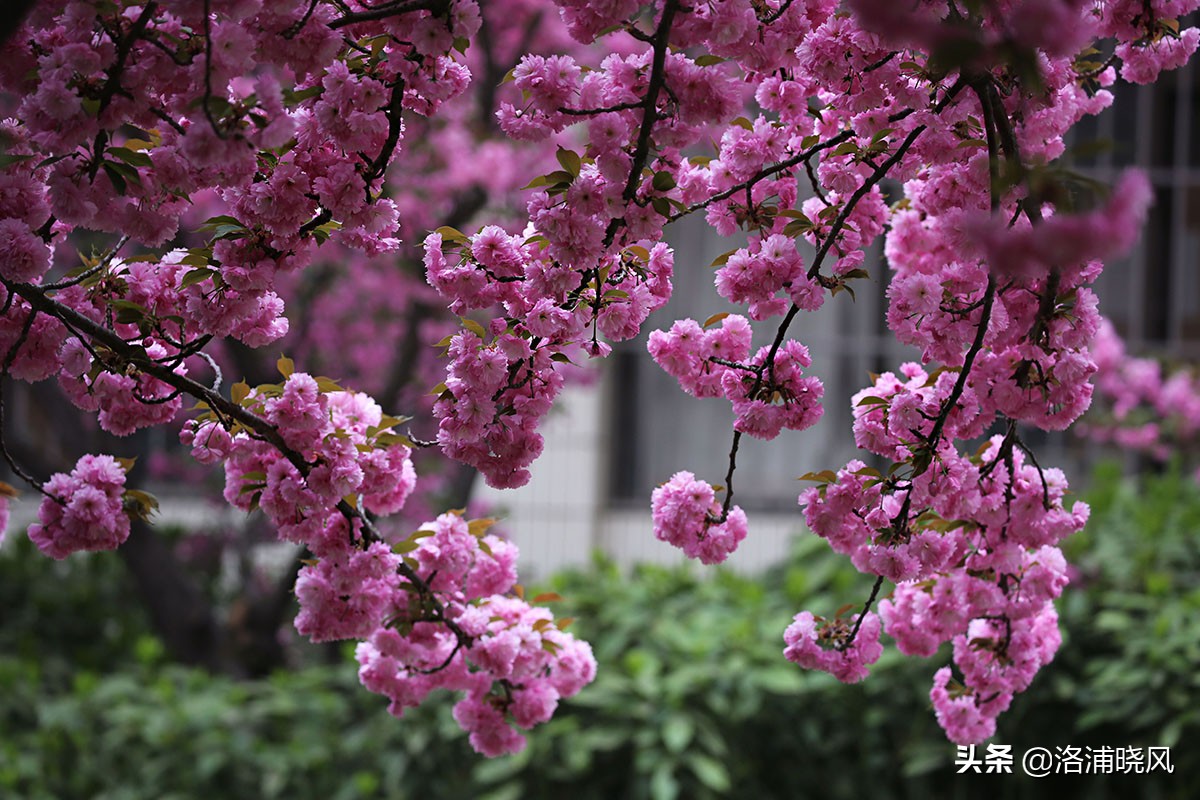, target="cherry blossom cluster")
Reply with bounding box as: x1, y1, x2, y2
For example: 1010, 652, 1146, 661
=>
714, 234, 824, 319
27, 454, 132, 559
189, 369, 418, 549
650, 471, 748, 564
0, 0, 483, 414
1080, 319, 1200, 477
783, 610, 884, 684
186, 371, 595, 754
423, 226, 674, 487
356, 512, 596, 757
648, 314, 824, 444
1, 0, 481, 261
800, 428, 1083, 742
